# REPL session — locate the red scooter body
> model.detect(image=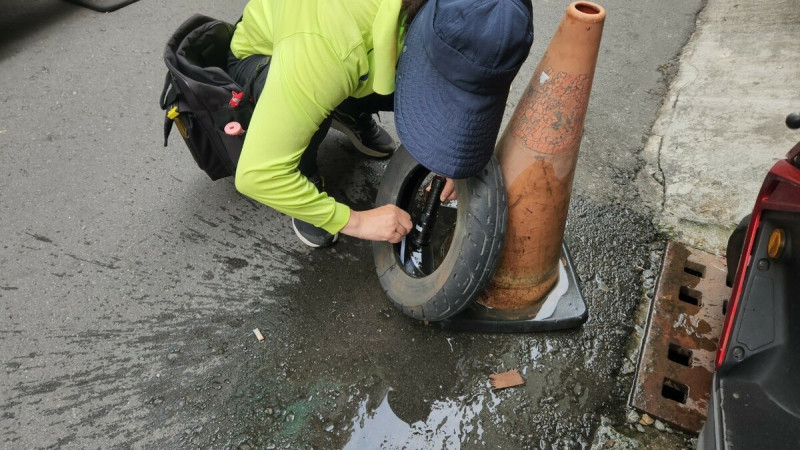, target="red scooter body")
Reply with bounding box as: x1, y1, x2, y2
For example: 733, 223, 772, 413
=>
699, 115, 800, 449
